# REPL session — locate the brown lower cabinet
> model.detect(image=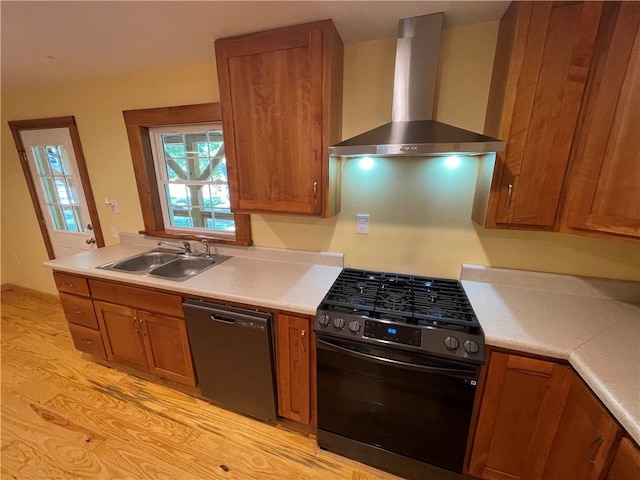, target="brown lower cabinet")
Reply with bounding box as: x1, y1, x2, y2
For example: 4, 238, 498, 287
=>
55, 272, 107, 359
94, 300, 196, 386
53, 271, 196, 387
275, 313, 315, 426
607, 438, 640, 480
468, 351, 627, 480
